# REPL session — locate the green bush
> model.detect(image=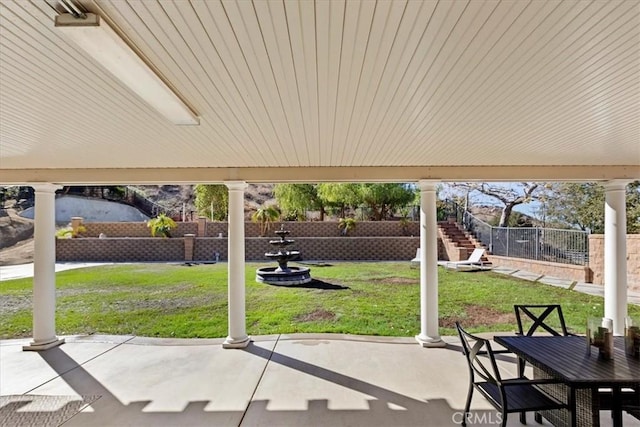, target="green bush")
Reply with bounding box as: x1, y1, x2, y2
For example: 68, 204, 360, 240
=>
147, 213, 177, 237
